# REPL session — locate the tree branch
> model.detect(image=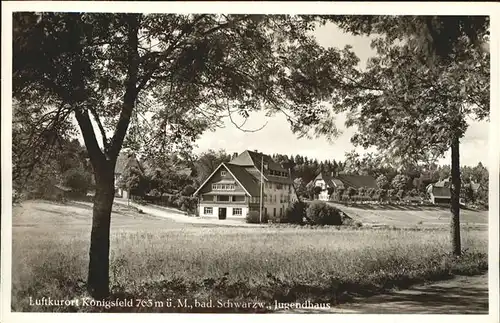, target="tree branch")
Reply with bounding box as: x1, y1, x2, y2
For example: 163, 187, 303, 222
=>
108, 14, 141, 159
74, 107, 106, 166
136, 15, 208, 92
88, 105, 109, 149
225, 99, 268, 133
